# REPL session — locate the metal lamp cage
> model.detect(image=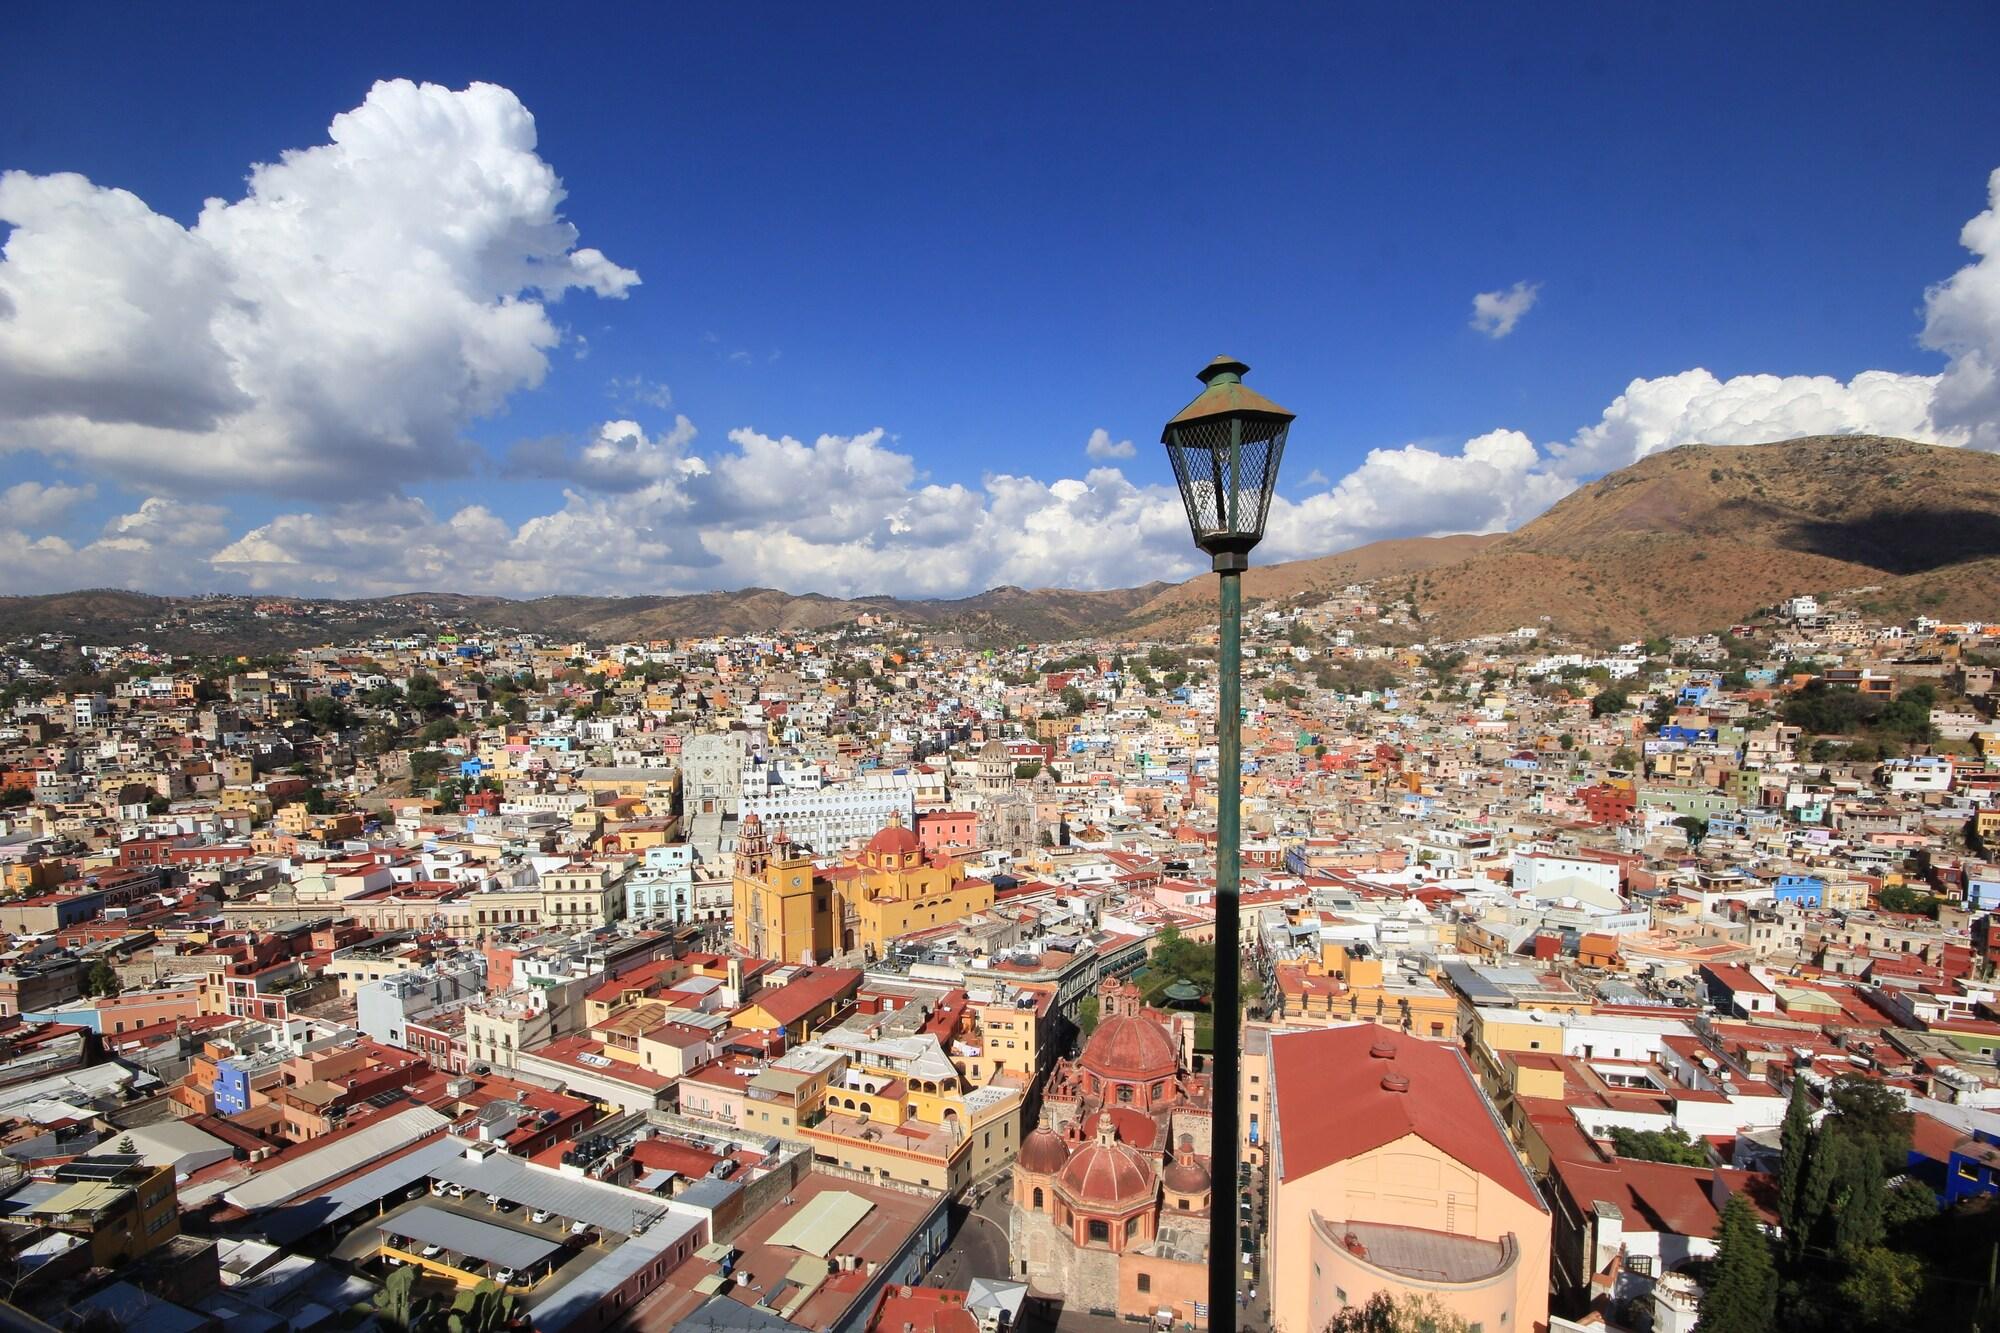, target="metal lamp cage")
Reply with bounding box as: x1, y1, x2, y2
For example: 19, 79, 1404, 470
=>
1160, 358, 1294, 560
